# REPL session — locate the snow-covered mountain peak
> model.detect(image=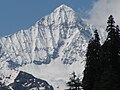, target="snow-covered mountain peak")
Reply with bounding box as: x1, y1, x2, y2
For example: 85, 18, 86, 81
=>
37, 4, 82, 27
0, 4, 93, 68
0, 5, 99, 89
58, 4, 70, 8
54, 4, 74, 13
